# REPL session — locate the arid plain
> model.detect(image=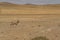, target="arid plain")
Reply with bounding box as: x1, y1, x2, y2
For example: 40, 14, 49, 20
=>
0, 2, 60, 40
